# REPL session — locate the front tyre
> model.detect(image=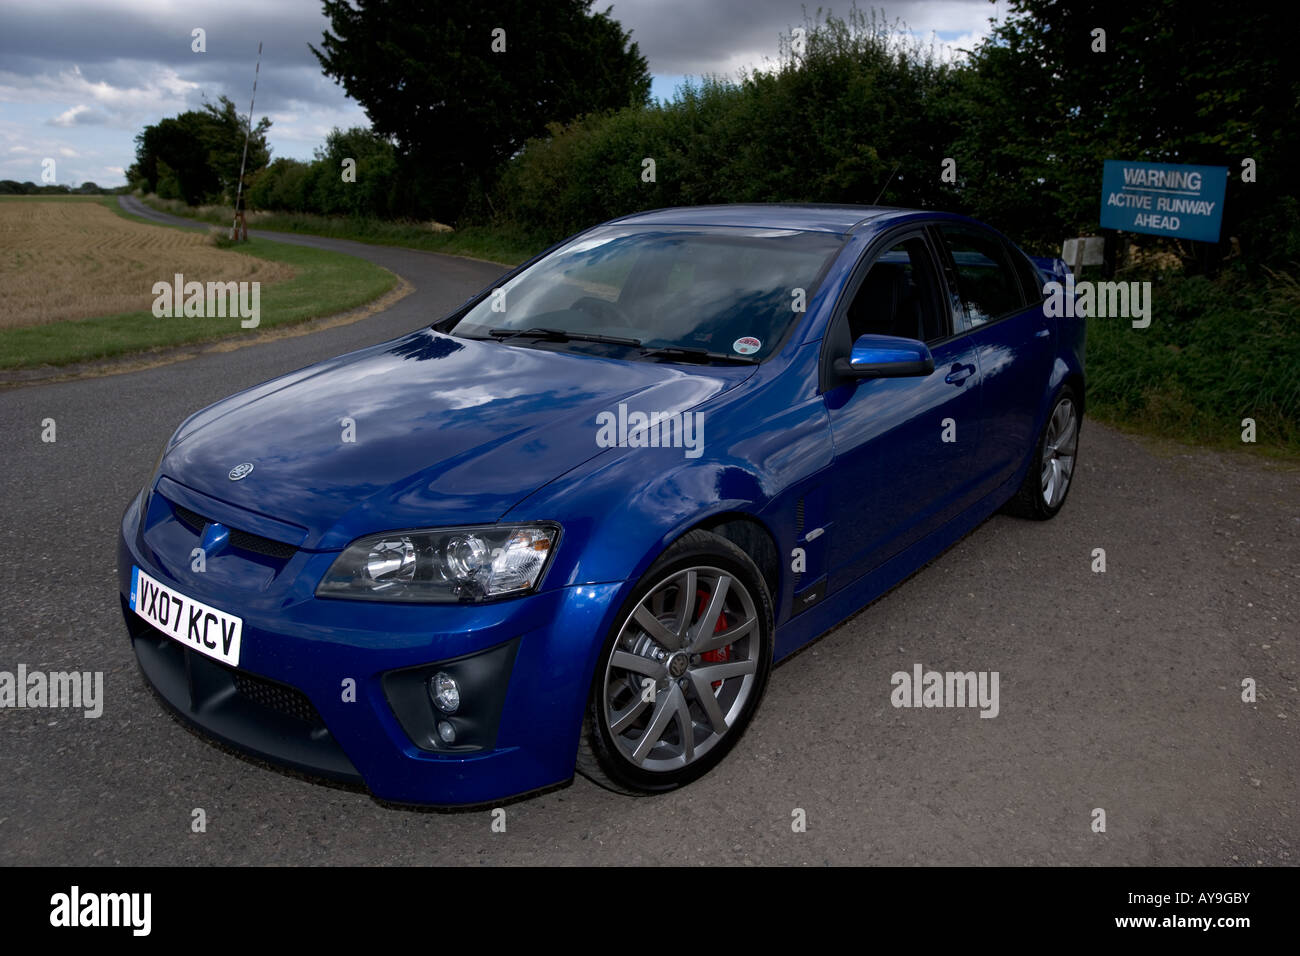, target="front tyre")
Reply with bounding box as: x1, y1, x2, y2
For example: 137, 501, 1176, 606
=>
578, 529, 774, 794
1005, 386, 1081, 520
